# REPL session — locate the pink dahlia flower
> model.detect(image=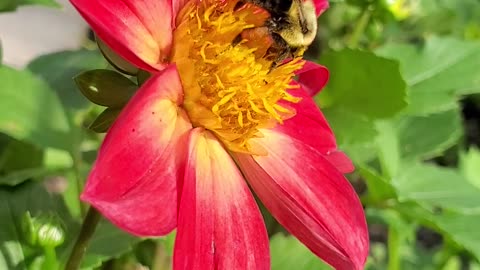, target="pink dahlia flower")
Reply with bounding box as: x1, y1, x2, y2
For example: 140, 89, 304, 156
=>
70, 0, 369, 269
